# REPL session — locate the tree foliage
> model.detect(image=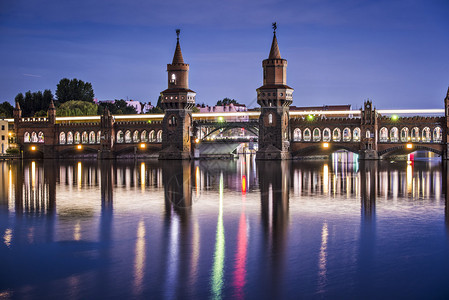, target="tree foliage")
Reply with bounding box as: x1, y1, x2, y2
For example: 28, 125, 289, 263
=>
216, 98, 238, 106
15, 89, 54, 117
0, 101, 14, 118
56, 100, 98, 117
98, 100, 137, 115
148, 96, 164, 113
56, 78, 94, 103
